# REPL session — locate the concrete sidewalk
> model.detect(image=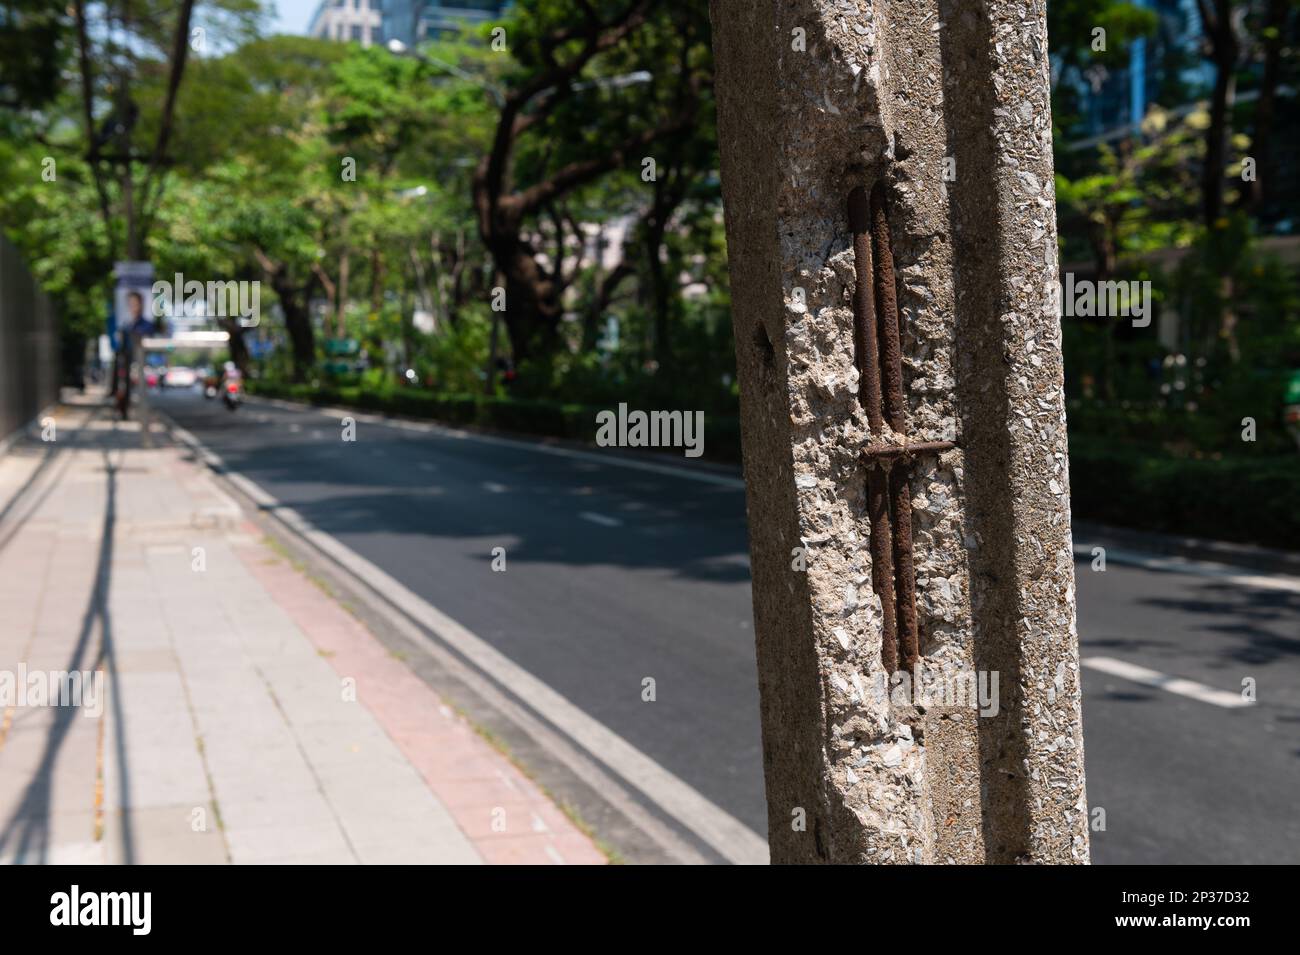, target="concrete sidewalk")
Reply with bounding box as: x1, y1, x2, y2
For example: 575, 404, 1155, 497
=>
0, 395, 606, 864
